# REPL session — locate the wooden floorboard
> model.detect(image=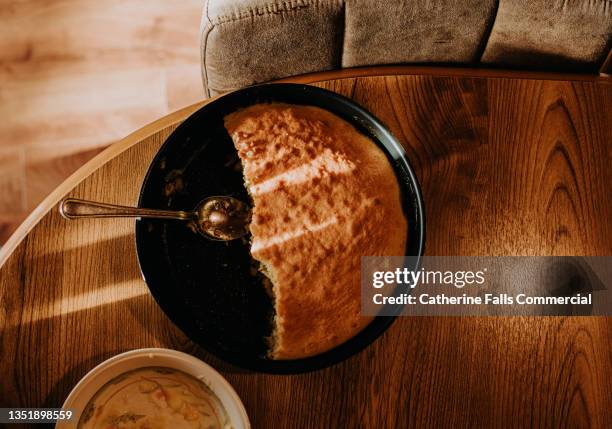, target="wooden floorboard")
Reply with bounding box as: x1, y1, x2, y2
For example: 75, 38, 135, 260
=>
0, 0, 203, 244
